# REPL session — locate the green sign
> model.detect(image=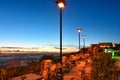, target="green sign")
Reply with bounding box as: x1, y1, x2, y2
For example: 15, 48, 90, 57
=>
104, 49, 120, 60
